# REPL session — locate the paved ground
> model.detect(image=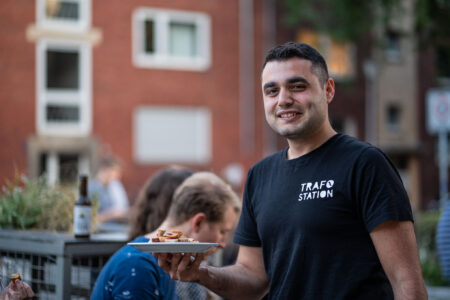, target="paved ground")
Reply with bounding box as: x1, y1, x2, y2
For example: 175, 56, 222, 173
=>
427, 286, 450, 300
